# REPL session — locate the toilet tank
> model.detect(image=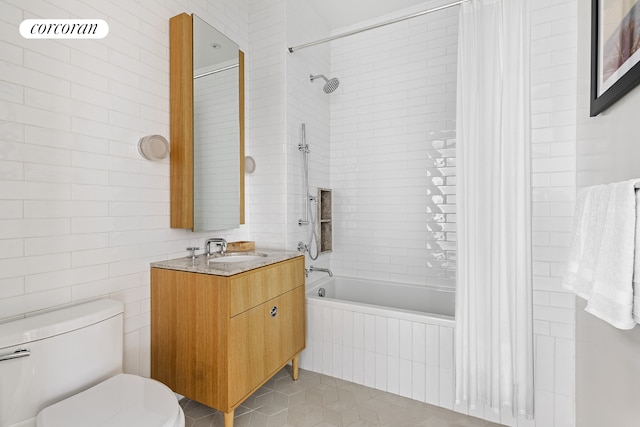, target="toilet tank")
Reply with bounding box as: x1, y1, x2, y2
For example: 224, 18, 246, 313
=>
0, 299, 123, 427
